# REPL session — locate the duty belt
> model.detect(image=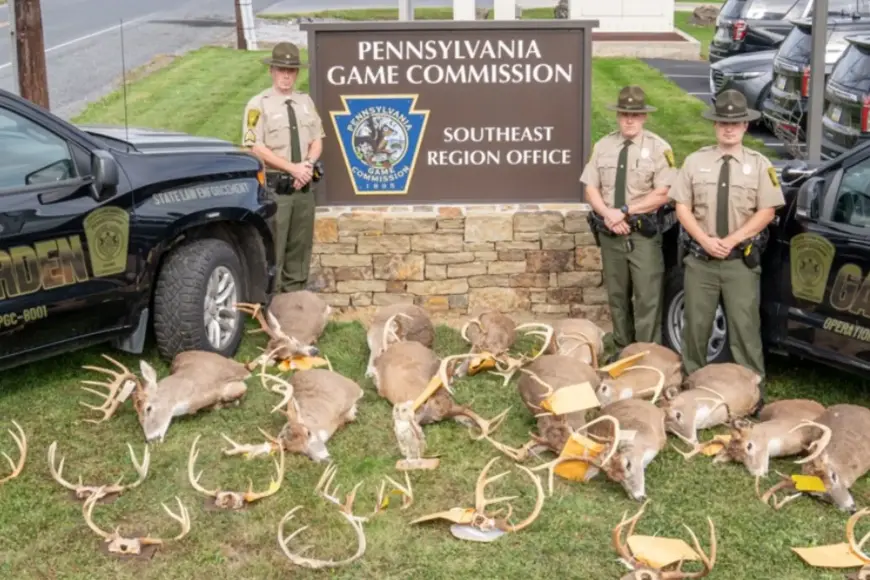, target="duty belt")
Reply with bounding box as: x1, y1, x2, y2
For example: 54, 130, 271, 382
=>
265, 161, 325, 195
679, 228, 770, 269
586, 209, 662, 240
